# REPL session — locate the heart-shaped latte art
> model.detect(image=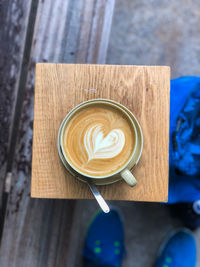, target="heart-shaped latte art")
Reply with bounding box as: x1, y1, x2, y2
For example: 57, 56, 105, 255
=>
84, 124, 125, 161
